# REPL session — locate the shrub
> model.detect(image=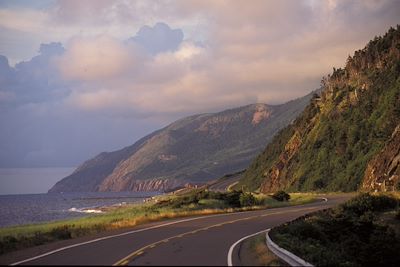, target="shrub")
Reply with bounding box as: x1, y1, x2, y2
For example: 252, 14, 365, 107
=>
0, 236, 18, 254
239, 192, 257, 207
198, 199, 226, 209
223, 190, 242, 207
341, 193, 398, 215
50, 225, 72, 240
396, 209, 400, 220
272, 190, 290, 202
